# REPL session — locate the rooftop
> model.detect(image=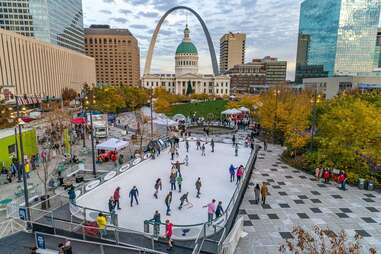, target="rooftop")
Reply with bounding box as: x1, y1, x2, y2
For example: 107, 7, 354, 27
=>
85, 25, 134, 36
